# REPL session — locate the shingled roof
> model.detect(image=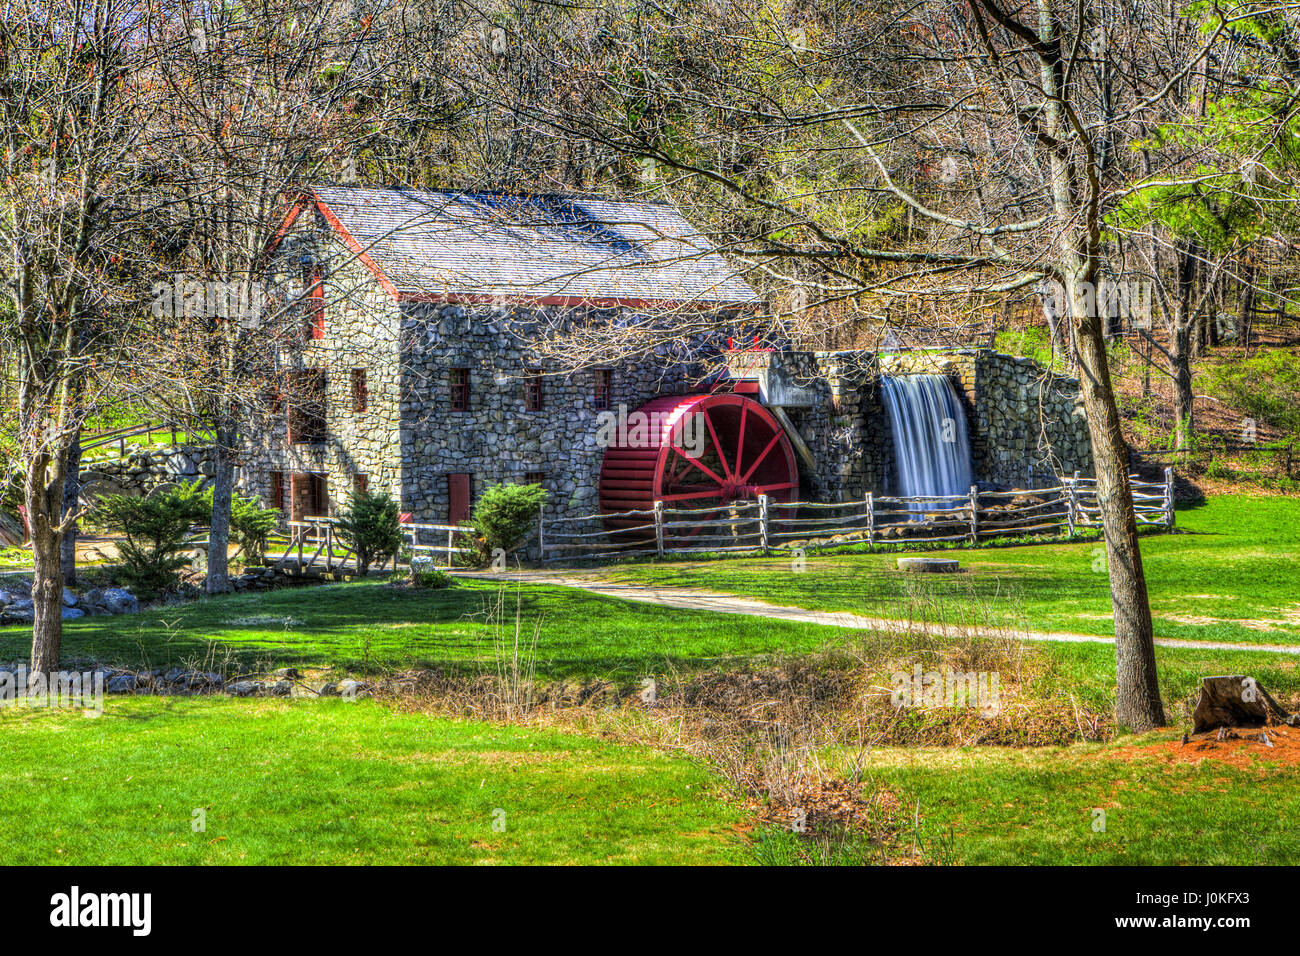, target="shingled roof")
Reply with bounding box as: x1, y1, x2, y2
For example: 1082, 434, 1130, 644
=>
303, 185, 760, 307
